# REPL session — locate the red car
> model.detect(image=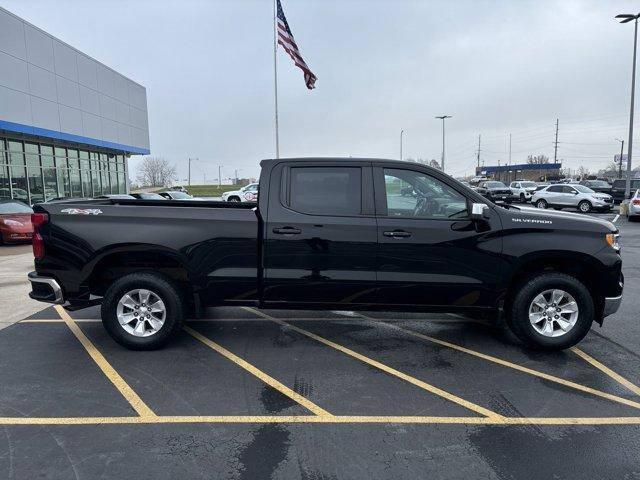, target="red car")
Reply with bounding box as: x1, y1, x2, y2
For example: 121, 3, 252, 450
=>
0, 200, 33, 244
